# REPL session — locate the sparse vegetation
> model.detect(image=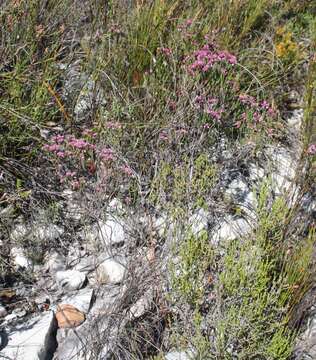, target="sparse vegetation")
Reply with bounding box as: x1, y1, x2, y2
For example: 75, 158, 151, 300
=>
0, 0, 315, 359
